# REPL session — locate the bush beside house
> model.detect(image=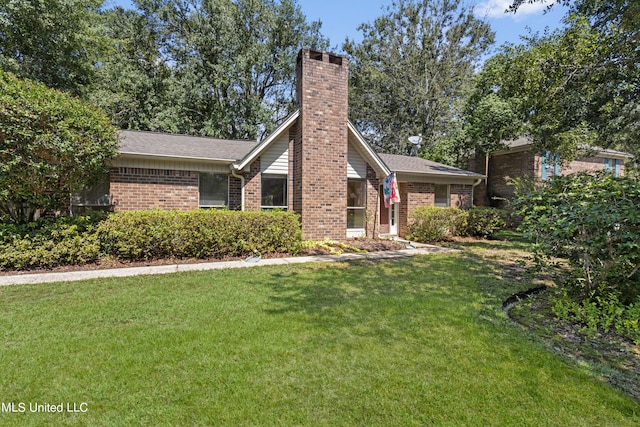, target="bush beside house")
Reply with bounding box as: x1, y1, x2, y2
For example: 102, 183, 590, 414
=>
514, 171, 640, 343
98, 210, 301, 261
0, 210, 301, 270
407, 206, 506, 242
